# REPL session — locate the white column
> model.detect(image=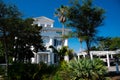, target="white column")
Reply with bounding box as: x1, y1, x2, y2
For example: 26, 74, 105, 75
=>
49, 38, 53, 45
49, 38, 53, 51
51, 53, 54, 64
33, 52, 37, 63
110, 54, 113, 58
78, 55, 80, 60
83, 54, 86, 58
90, 52, 93, 60
45, 24, 47, 27
38, 23, 40, 26
64, 39, 68, 46
37, 54, 40, 64
48, 54, 51, 65
44, 54, 47, 64
106, 52, 110, 67
64, 53, 69, 62
51, 24, 53, 27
